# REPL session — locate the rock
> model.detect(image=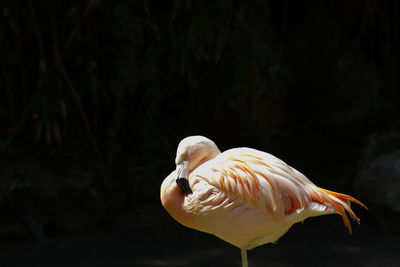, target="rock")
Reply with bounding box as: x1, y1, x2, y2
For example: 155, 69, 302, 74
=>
0, 159, 106, 237
0, 162, 58, 198
354, 133, 400, 212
